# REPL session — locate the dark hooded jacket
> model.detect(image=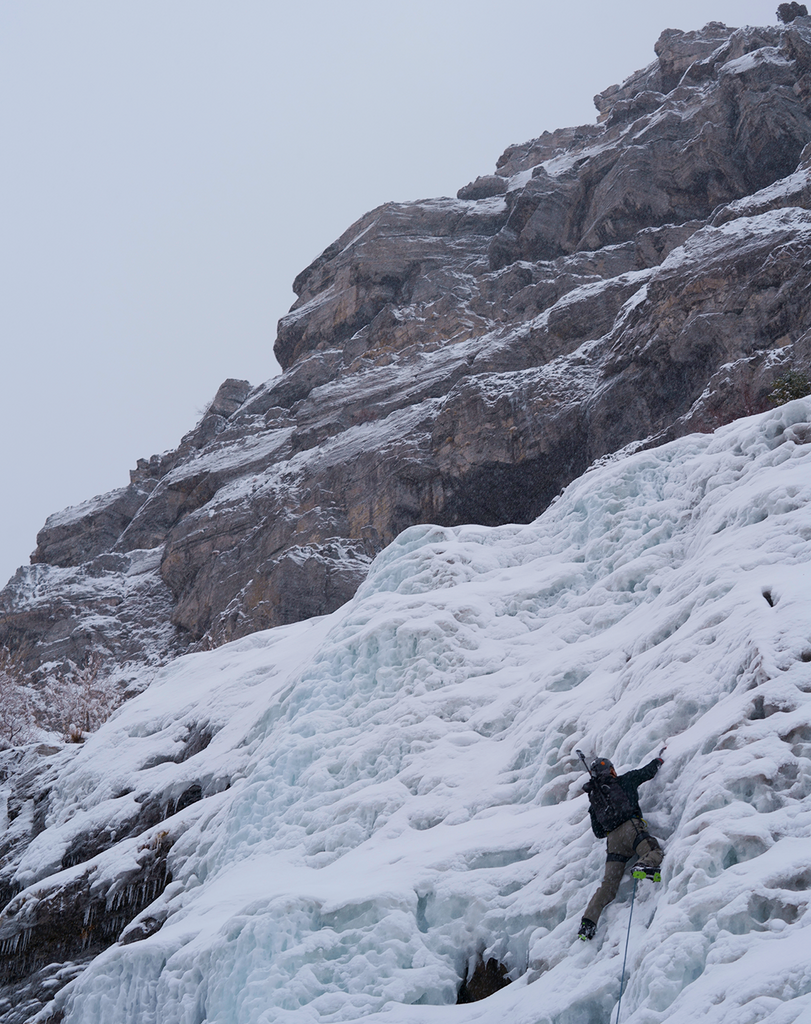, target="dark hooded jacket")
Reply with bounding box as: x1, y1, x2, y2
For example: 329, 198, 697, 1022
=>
584, 758, 661, 838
